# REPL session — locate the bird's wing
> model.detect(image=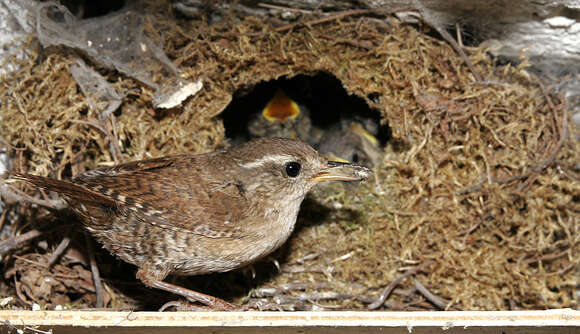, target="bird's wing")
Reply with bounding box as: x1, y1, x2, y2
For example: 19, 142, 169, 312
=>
73, 154, 250, 238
